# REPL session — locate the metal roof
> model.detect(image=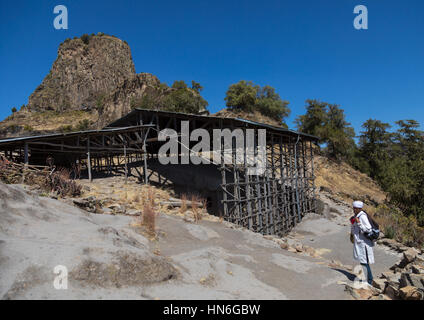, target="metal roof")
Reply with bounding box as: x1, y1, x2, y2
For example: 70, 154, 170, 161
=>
0, 124, 154, 146
108, 108, 320, 141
